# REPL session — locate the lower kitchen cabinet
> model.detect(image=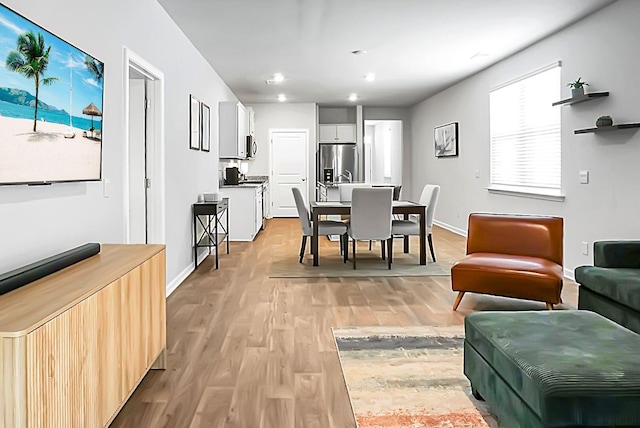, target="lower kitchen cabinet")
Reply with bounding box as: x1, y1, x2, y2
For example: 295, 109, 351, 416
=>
222, 185, 264, 241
